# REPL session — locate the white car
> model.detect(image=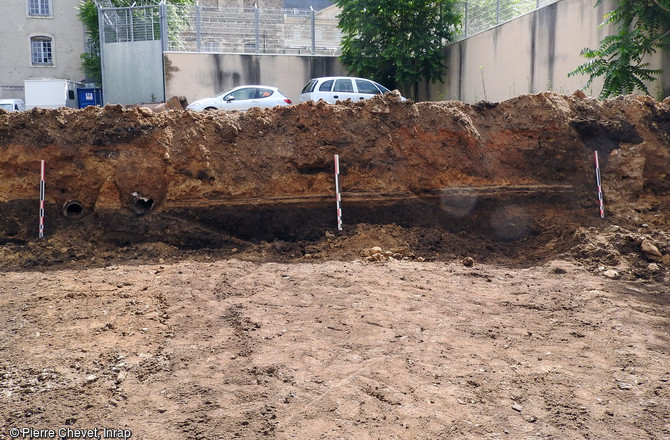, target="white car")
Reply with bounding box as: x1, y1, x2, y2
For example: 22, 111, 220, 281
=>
300, 76, 402, 104
0, 99, 26, 112
187, 85, 292, 111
